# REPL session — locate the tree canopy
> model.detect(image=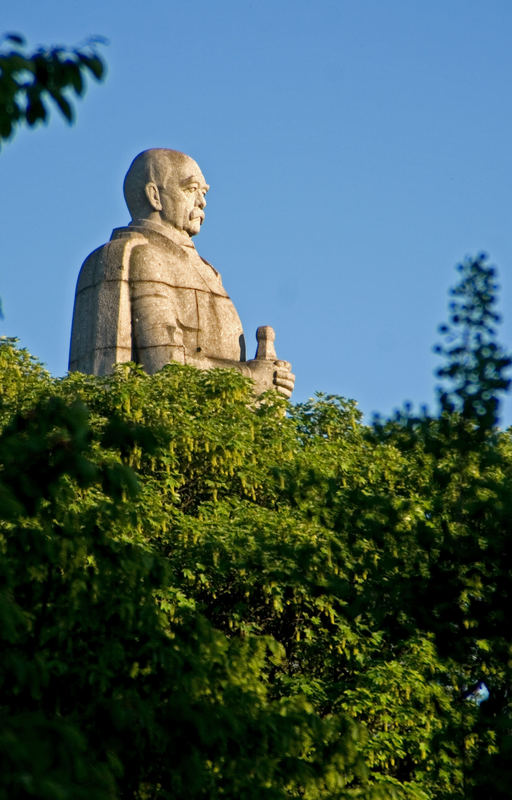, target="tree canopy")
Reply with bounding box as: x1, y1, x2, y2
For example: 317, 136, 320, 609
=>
1, 256, 512, 799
